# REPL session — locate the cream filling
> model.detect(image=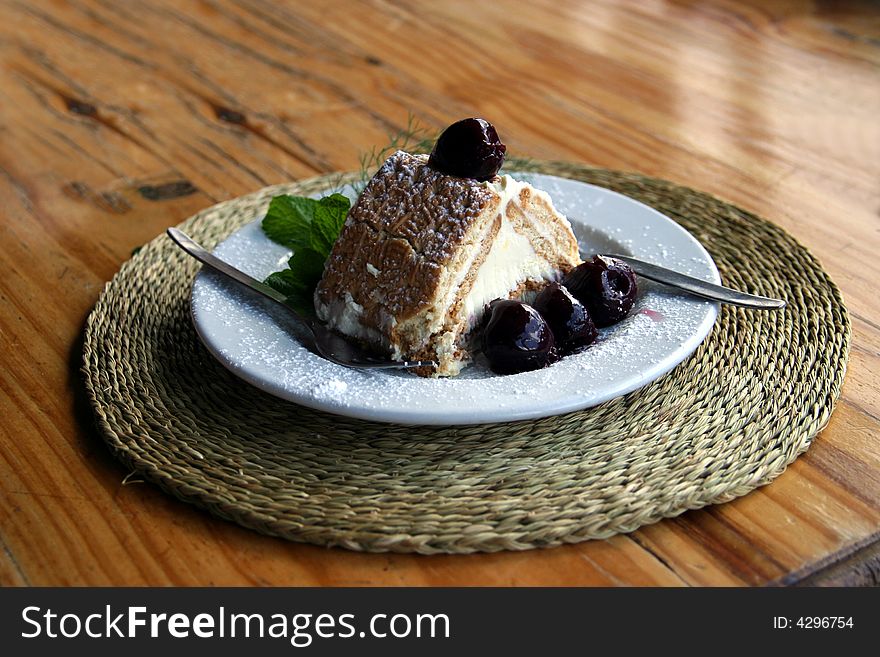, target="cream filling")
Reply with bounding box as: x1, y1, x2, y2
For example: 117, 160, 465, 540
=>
491, 174, 551, 207
318, 292, 364, 338
458, 175, 559, 326
459, 217, 556, 328
426, 176, 558, 335
316, 292, 402, 358
492, 174, 577, 263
